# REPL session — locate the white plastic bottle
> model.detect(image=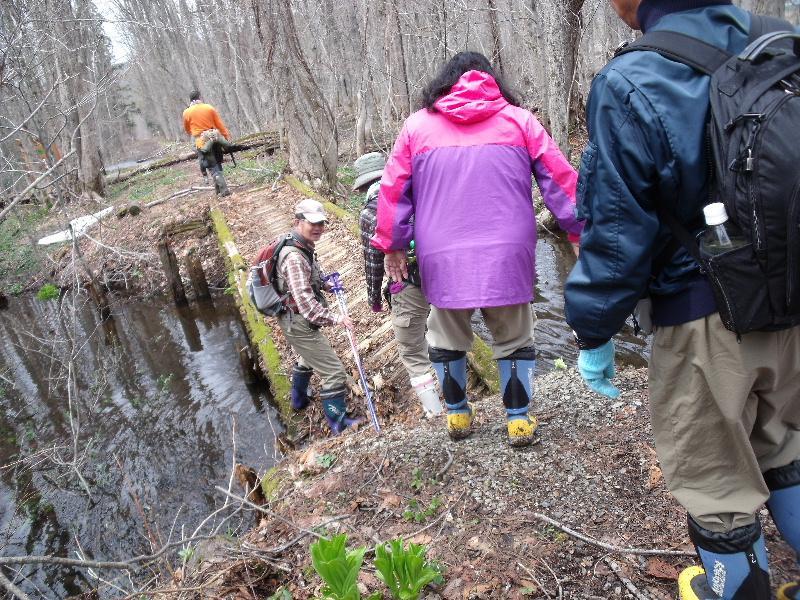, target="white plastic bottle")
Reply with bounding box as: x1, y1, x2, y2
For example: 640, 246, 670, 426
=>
701, 203, 747, 255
